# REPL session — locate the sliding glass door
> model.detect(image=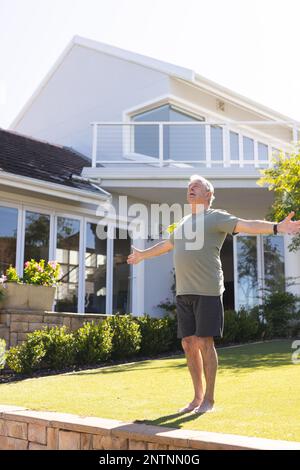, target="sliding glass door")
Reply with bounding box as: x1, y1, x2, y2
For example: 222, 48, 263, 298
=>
55, 217, 80, 312
85, 222, 107, 313
113, 228, 132, 314
24, 211, 50, 263
235, 235, 259, 309
234, 234, 285, 310
0, 203, 135, 314
0, 206, 18, 274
